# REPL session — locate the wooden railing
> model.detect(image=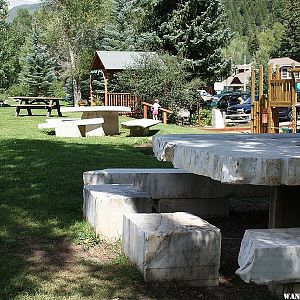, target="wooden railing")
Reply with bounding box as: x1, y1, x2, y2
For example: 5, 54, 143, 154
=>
269, 79, 296, 107
107, 93, 140, 109
141, 101, 173, 125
